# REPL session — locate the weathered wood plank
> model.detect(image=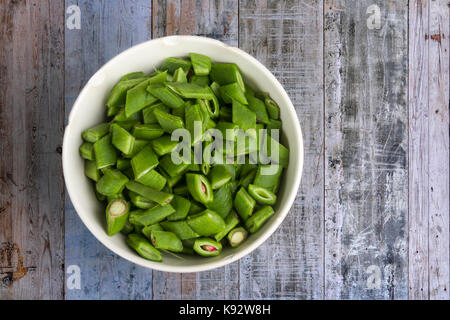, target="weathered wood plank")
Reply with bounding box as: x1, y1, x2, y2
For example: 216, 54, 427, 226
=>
409, 0, 449, 300
427, 0, 449, 300
408, 0, 429, 299
238, 0, 324, 299
152, 0, 238, 45
0, 0, 65, 300
324, 0, 408, 299
64, 0, 154, 300
152, 0, 239, 300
